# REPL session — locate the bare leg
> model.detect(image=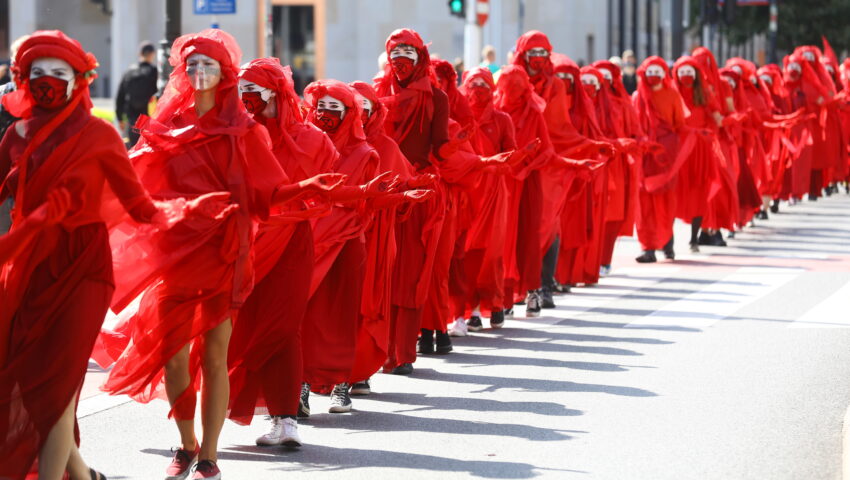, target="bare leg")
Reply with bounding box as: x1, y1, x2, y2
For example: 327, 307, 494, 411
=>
199, 318, 232, 462
67, 445, 93, 479
38, 398, 76, 480
164, 343, 197, 450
